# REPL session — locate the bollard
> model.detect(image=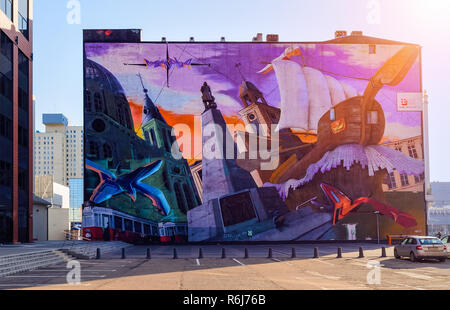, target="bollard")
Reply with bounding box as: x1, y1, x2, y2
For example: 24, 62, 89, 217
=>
121, 248, 126, 259
268, 248, 273, 259
337, 247, 342, 258
313, 247, 319, 258
244, 248, 249, 259
198, 248, 203, 259
173, 248, 178, 259
291, 248, 296, 258
146, 248, 151, 259
96, 248, 101, 260
381, 247, 387, 258
221, 248, 226, 259
358, 247, 364, 258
